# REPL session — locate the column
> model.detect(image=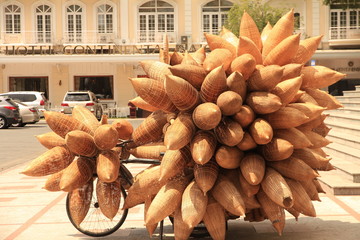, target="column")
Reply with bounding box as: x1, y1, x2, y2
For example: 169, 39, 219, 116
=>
312, 0, 320, 36
184, 0, 192, 35
120, 0, 129, 43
